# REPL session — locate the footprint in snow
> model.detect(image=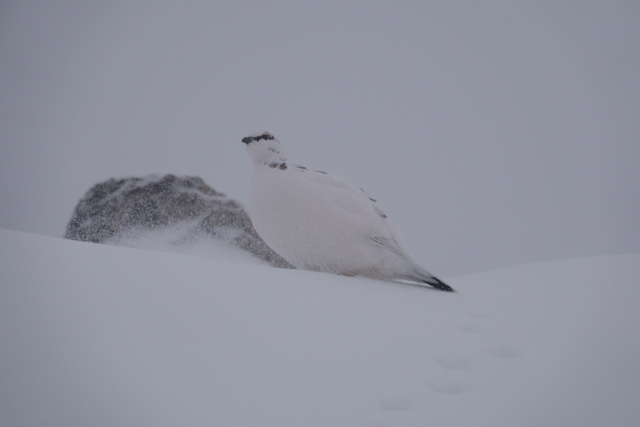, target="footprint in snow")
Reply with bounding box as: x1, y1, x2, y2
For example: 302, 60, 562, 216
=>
457, 323, 488, 335
484, 345, 522, 359
433, 357, 476, 371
